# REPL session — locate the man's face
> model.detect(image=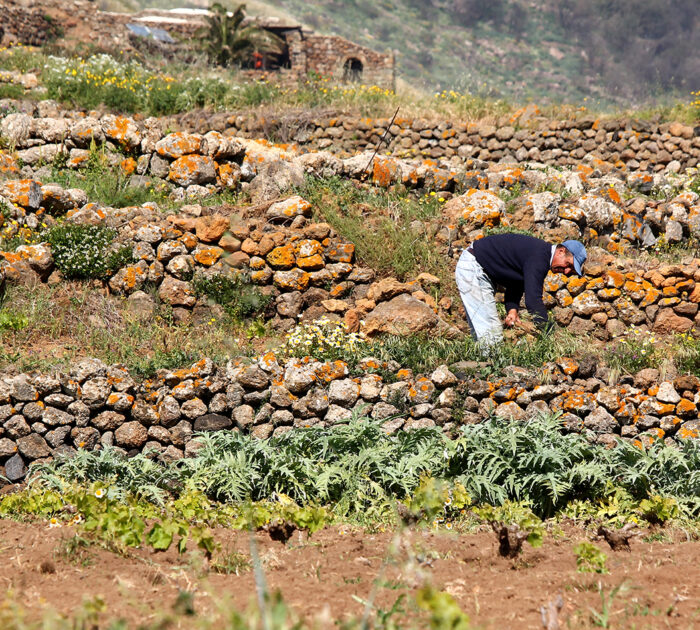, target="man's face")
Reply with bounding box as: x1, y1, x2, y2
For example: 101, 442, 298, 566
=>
551, 248, 576, 276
